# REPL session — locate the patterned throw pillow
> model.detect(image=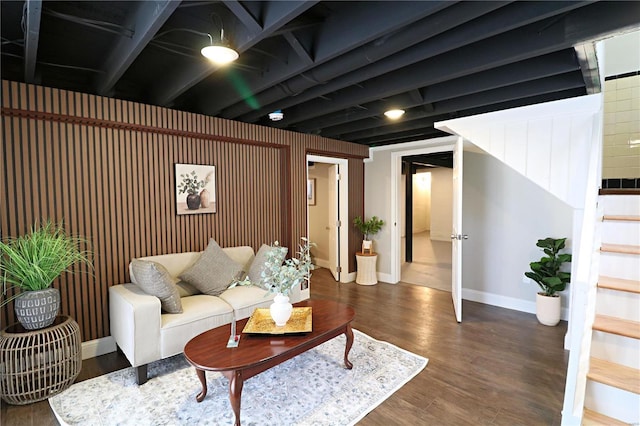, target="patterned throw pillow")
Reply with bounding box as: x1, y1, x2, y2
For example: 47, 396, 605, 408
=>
130, 259, 183, 314
178, 239, 245, 297
247, 244, 288, 289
